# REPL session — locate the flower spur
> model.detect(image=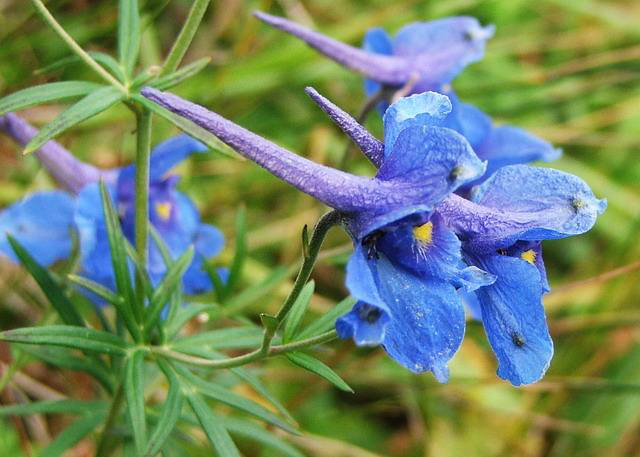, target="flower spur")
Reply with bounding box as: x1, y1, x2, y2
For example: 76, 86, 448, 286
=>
141, 86, 605, 385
